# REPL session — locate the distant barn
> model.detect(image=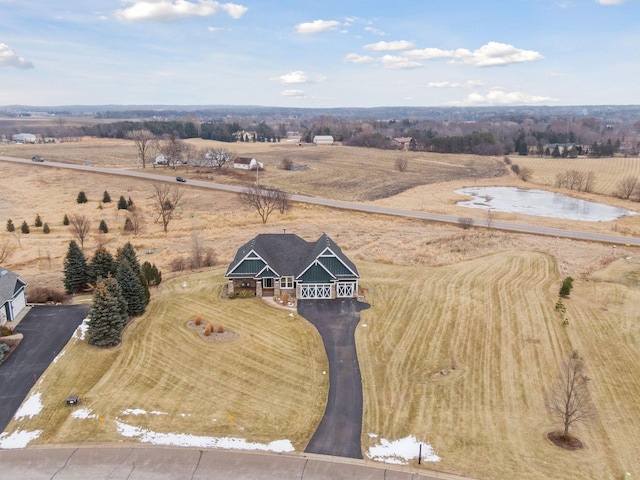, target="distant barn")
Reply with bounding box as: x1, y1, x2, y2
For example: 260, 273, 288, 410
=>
313, 135, 334, 145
